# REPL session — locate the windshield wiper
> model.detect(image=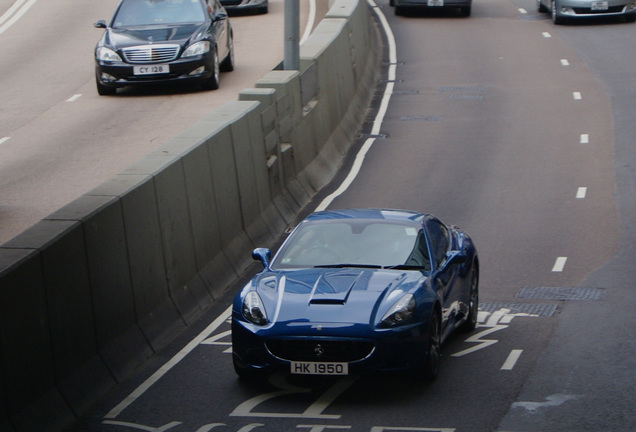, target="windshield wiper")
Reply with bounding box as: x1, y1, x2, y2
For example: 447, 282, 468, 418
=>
314, 263, 382, 269
383, 264, 428, 270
